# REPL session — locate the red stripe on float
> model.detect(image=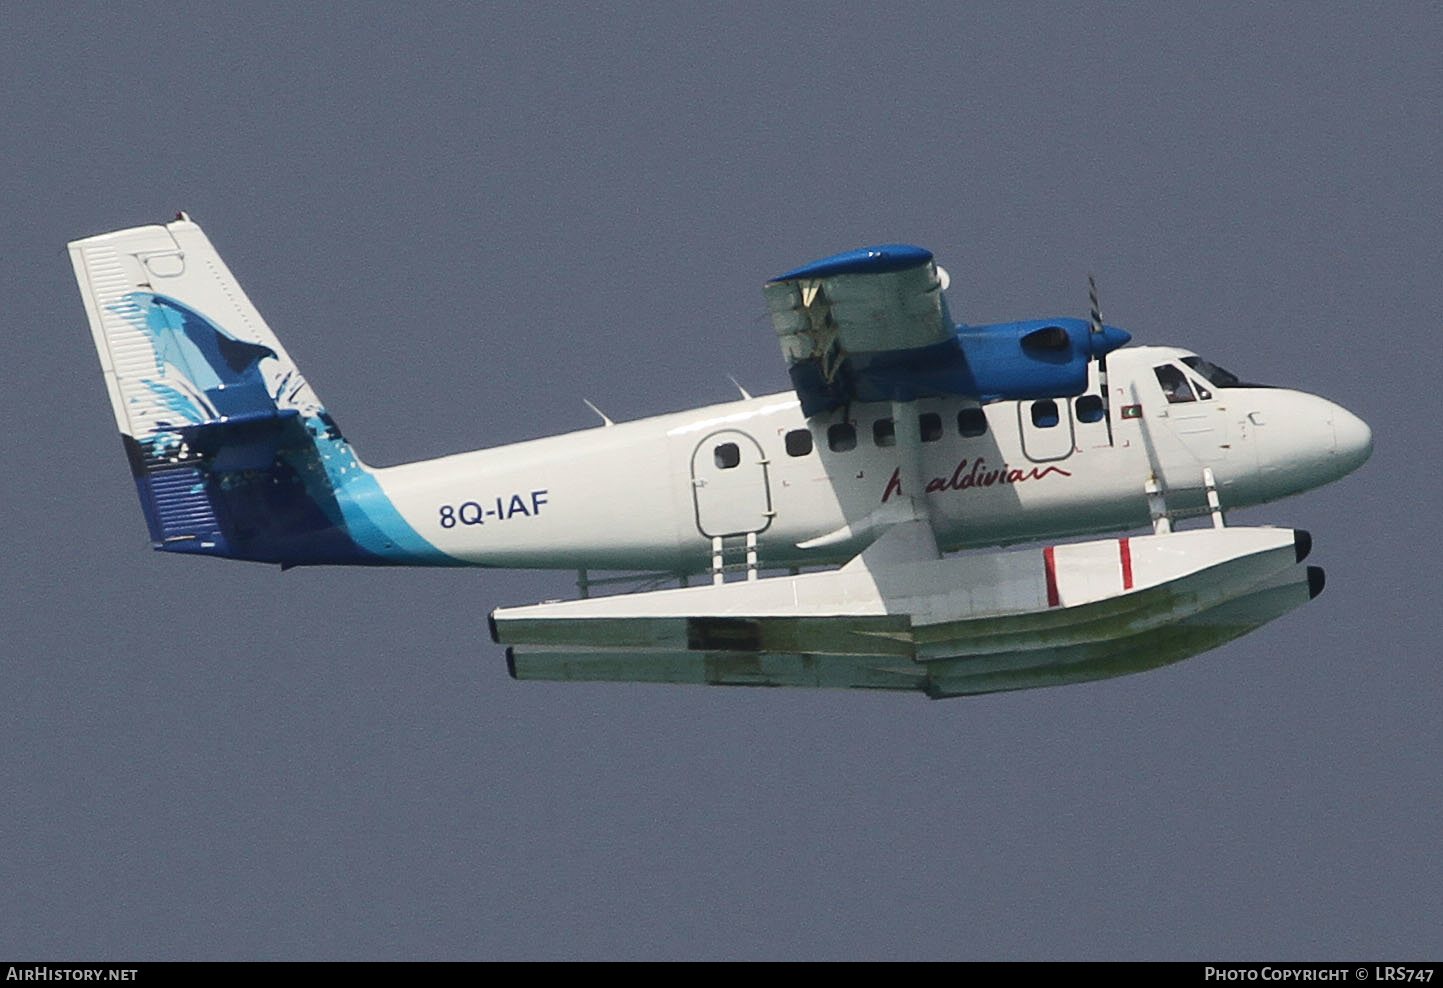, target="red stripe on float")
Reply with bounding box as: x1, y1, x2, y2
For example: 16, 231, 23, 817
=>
1119, 537, 1134, 590
1043, 545, 1060, 607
